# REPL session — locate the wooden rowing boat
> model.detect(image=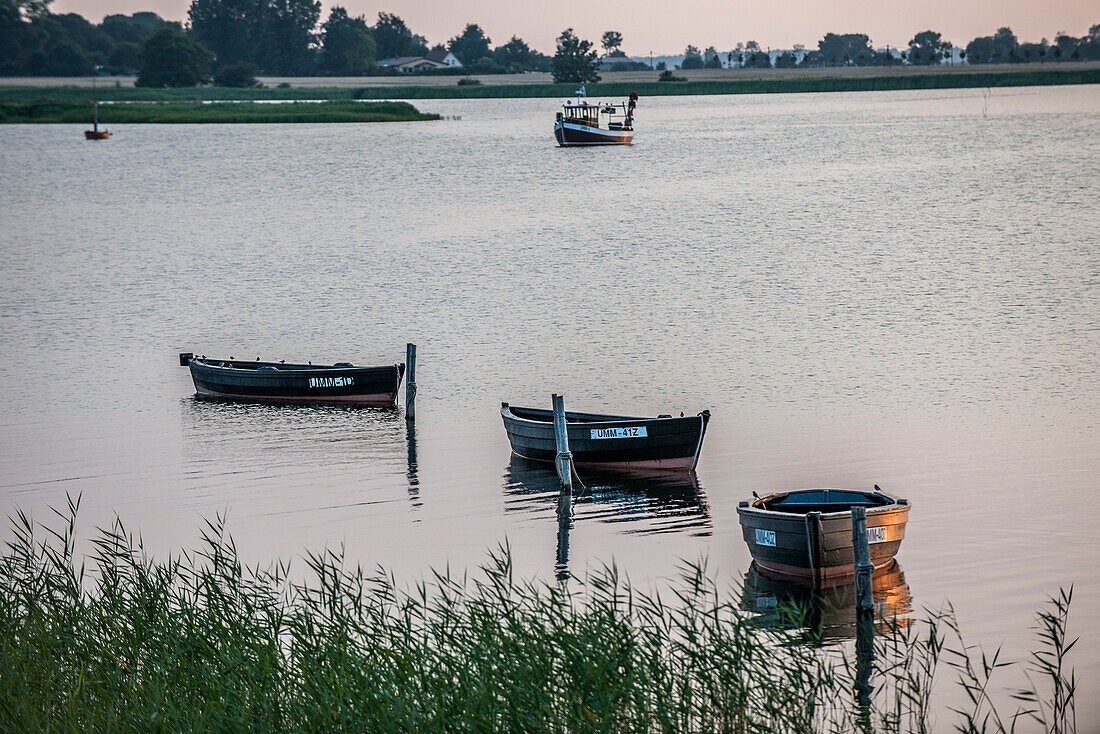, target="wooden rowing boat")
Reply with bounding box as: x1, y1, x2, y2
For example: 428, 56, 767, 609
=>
738, 487, 910, 582
180, 353, 404, 406
500, 403, 710, 471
